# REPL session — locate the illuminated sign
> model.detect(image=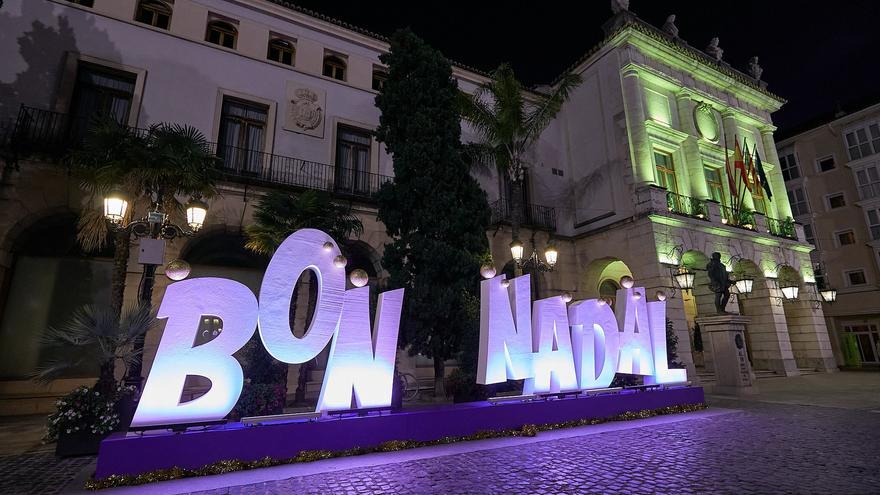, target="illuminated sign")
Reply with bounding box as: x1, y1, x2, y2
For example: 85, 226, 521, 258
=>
477, 275, 686, 393
131, 229, 404, 427
133, 230, 684, 428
